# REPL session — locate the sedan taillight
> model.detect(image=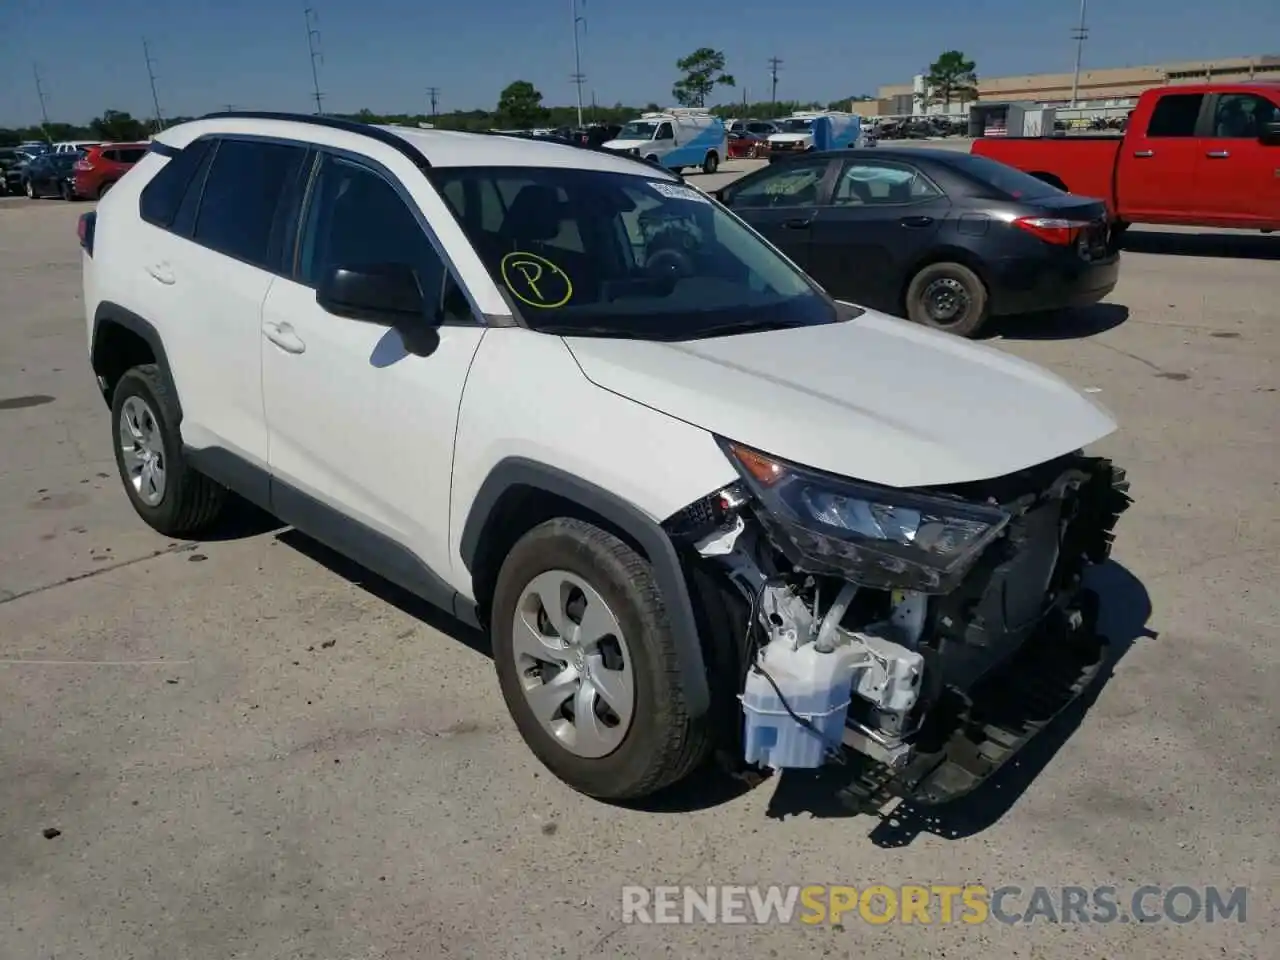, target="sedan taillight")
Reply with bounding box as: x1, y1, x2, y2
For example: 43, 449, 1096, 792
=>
74, 160, 92, 172
1012, 216, 1091, 245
